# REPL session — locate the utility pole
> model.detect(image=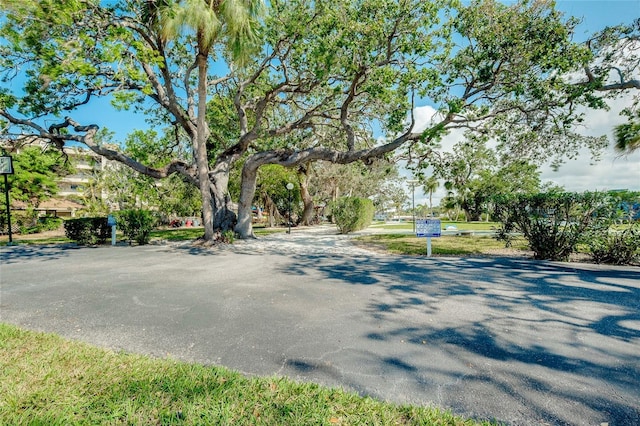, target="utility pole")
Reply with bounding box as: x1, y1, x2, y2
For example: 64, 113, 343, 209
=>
1, 155, 14, 244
